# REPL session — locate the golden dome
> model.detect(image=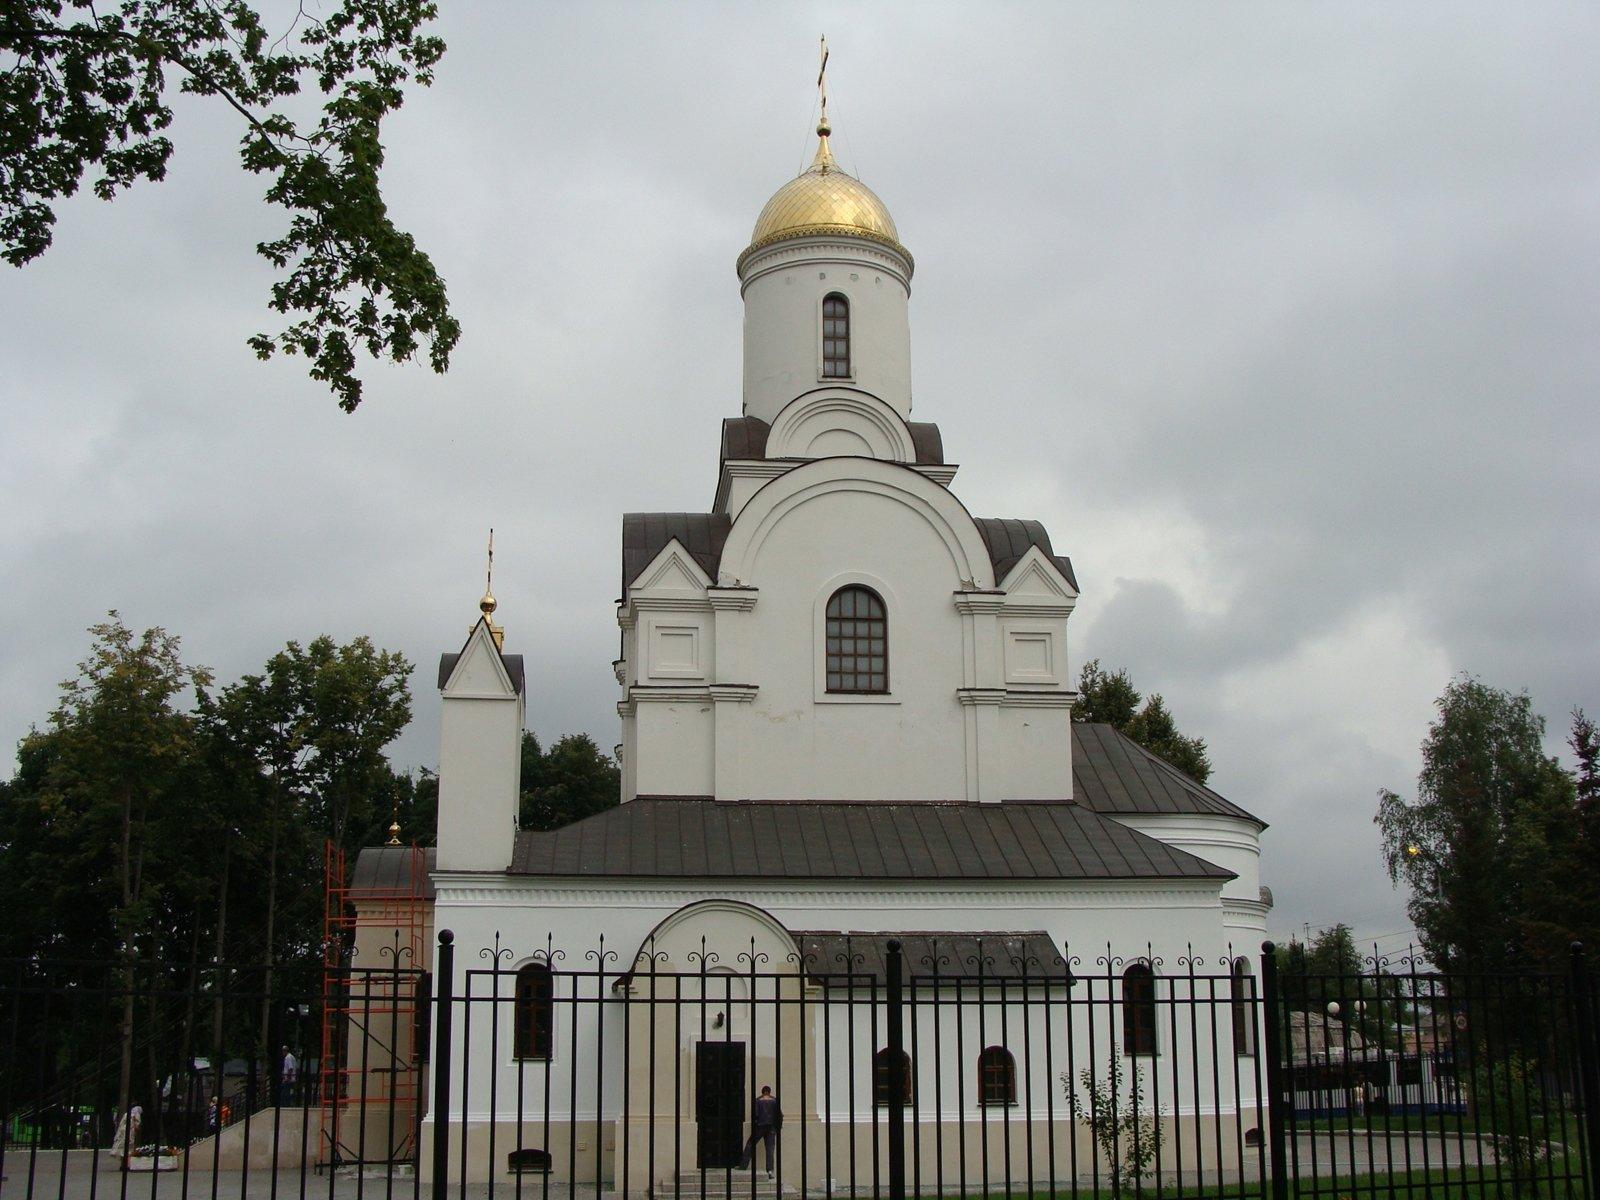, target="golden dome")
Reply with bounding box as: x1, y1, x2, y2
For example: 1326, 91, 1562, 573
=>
739, 119, 910, 272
